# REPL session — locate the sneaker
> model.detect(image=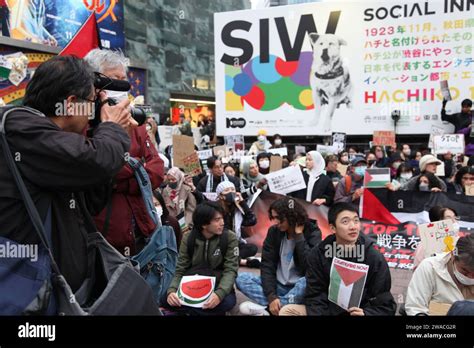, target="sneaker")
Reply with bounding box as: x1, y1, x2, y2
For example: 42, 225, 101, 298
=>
239, 301, 270, 316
